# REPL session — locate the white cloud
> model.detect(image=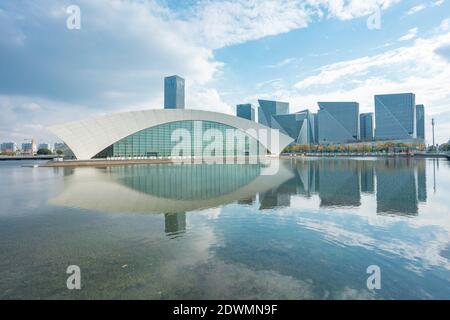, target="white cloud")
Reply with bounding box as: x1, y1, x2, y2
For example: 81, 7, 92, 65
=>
289, 31, 450, 143
432, 0, 445, 6
398, 27, 419, 41
407, 4, 427, 15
